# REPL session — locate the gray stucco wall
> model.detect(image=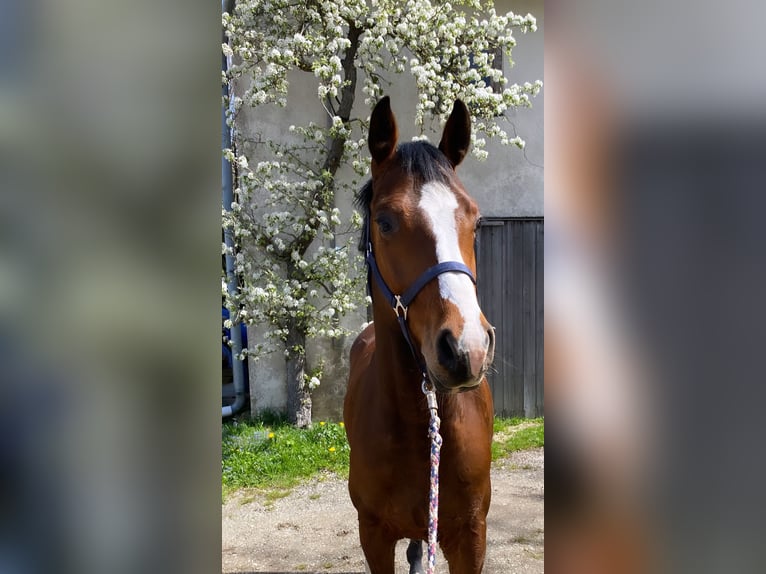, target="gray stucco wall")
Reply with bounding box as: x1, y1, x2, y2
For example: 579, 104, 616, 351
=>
461, 0, 544, 217
244, 0, 543, 421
